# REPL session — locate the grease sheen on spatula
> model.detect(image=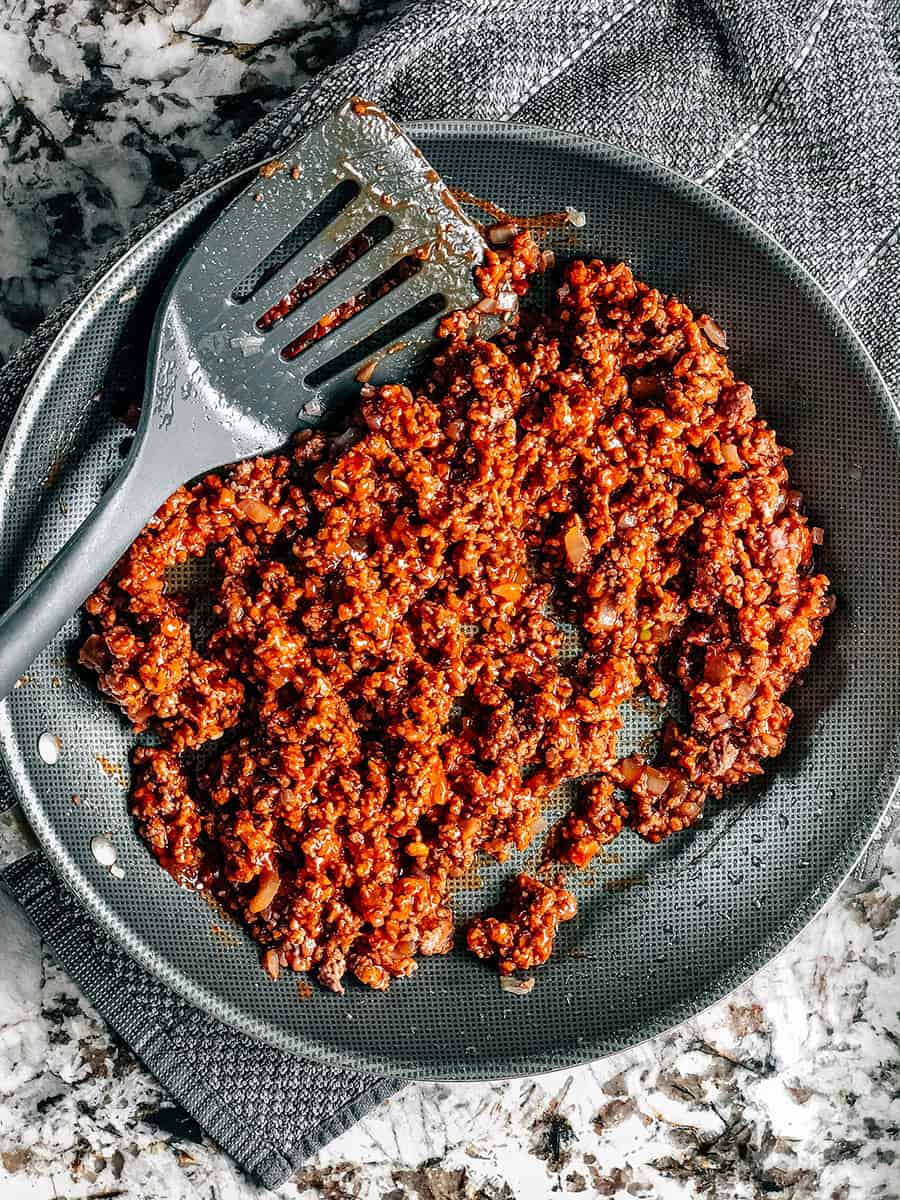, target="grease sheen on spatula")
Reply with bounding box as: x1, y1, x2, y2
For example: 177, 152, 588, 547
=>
0, 98, 491, 701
